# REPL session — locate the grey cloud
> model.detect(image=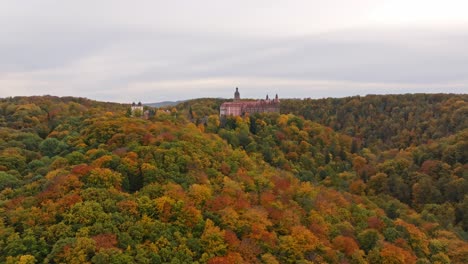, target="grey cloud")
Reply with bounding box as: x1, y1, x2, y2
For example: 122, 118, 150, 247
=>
0, 25, 123, 72
0, 1, 467, 102
119, 28, 468, 84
